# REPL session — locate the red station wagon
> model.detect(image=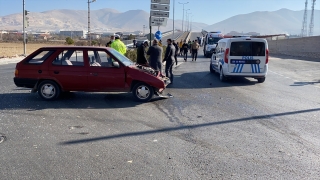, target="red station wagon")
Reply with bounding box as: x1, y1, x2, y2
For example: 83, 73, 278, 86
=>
14, 46, 170, 102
